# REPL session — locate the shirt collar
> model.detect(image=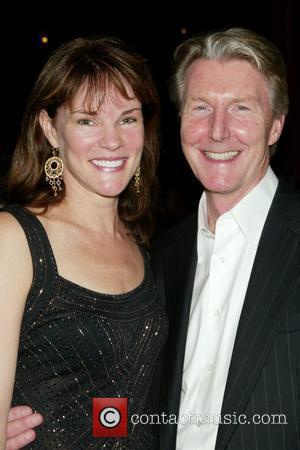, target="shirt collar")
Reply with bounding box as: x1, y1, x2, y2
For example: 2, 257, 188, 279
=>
229, 167, 278, 241
197, 167, 278, 259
